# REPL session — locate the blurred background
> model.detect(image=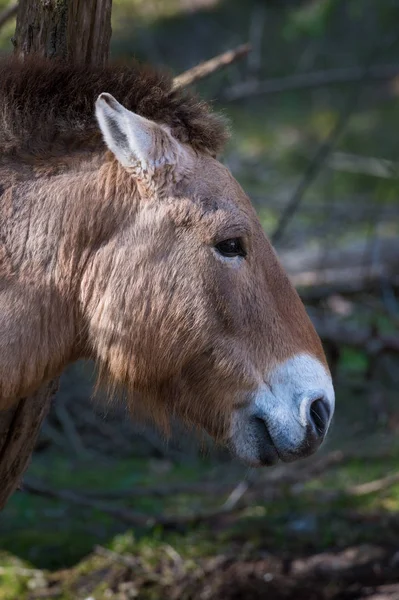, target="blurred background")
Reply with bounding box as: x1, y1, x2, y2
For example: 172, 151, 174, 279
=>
1, 0, 399, 598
